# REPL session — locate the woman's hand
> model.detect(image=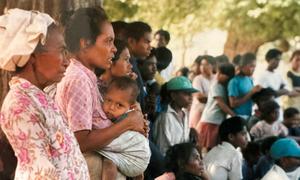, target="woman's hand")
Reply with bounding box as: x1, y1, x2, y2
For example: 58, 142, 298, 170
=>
124, 110, 147, 135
